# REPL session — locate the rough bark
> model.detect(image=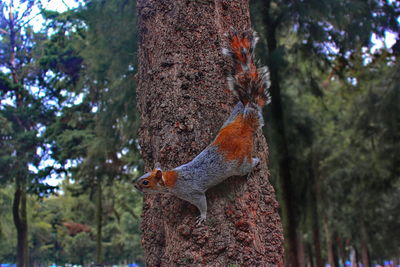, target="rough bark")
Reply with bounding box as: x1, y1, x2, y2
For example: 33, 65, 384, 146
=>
136, 0, 284, 266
